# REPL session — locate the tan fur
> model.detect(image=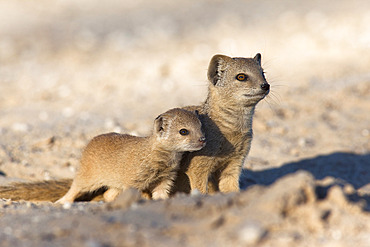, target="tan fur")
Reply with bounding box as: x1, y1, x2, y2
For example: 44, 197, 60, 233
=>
0, 179, 107, 202
173, 54, 269, 194
0, 54, 268, 201
0, 108, 205, 203
0, 180, 72, 202
56, 108, 205, 203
